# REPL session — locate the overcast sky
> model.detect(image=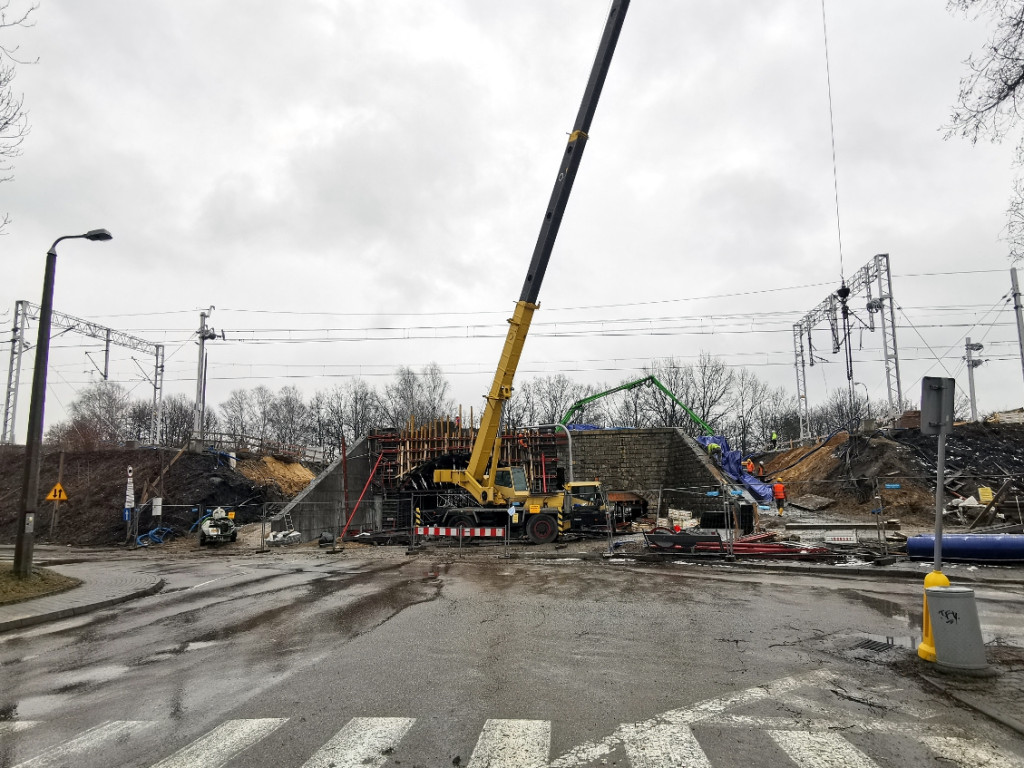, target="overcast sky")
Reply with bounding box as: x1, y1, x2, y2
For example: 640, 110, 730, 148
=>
2, 0, 1023, 439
